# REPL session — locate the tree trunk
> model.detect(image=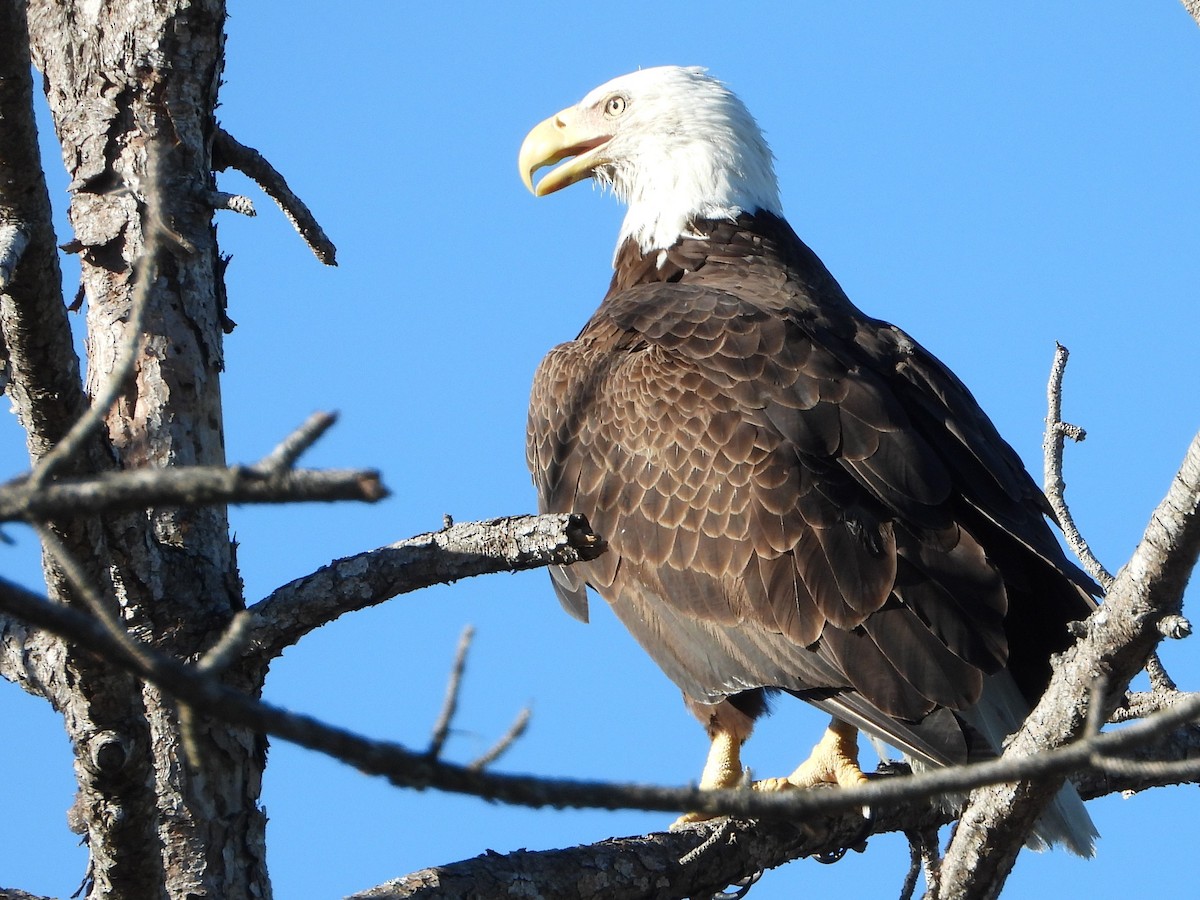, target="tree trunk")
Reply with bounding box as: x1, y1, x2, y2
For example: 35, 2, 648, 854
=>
16, 2, 268, 897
